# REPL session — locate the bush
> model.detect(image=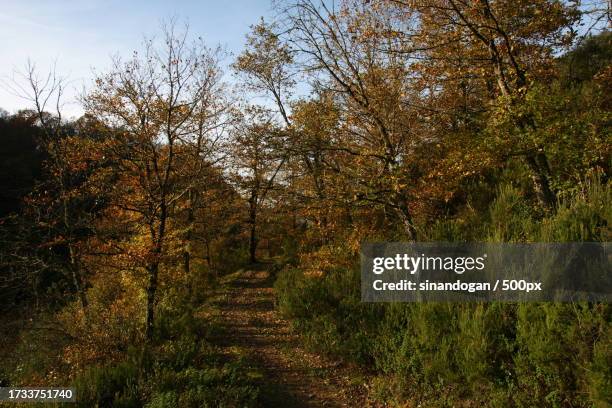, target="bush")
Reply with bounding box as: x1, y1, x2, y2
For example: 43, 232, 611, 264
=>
274, 178, 611, 407
148, 362, 259, 408
72, 299, 260, 408
275, 263, 381, 366
74, 357, 141, 408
